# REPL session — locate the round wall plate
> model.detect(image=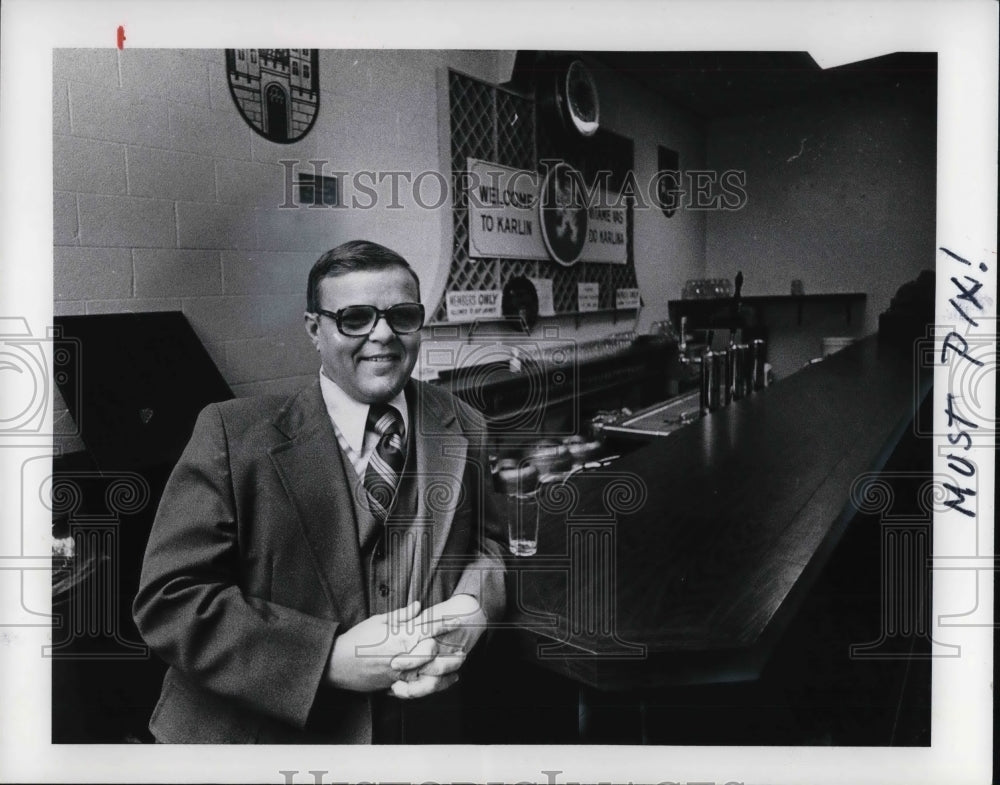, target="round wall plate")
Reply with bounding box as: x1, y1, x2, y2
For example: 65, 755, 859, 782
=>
539, 162, 588, 266
502, 276, 540, 330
